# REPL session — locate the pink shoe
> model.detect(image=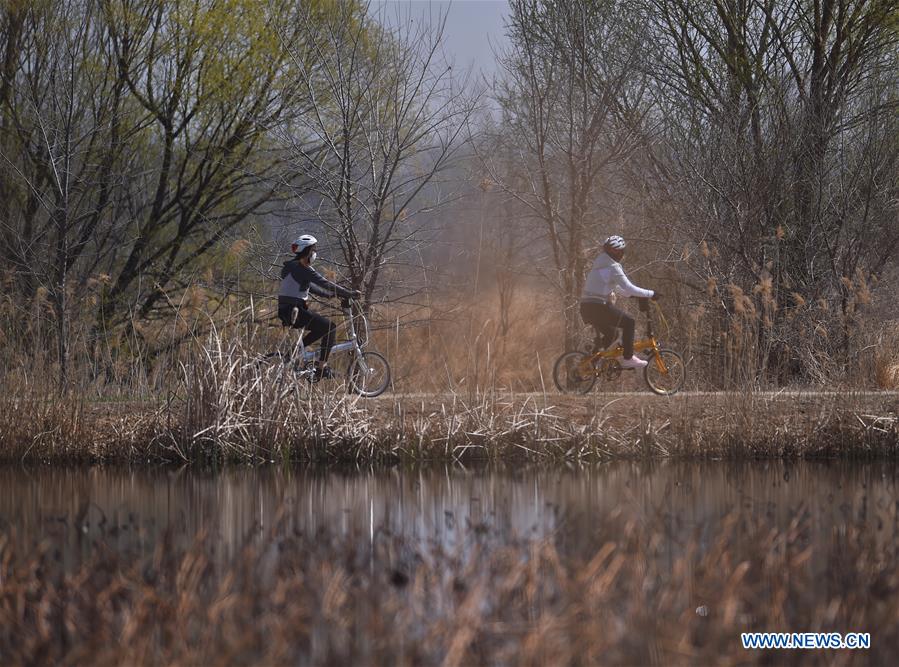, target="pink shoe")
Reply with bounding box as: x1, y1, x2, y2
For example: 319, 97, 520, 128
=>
619, 356, 648, 369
